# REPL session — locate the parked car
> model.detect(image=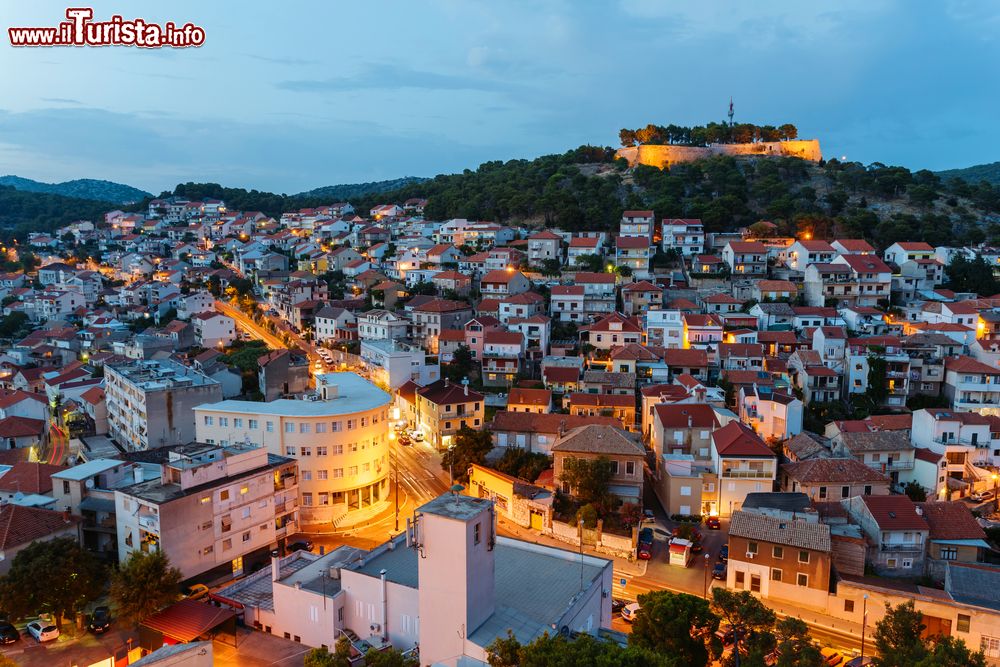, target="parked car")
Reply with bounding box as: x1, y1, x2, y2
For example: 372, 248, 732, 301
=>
638, 527, 654, 546
844, 657, 873, 667
970, 492, 985, 503
637, 541, 652, 560
409, 430, 425, 442
0, 622, 19, 644
820, 647, 844, 666
184, 583, 210, 600
719, 544, 729, 561
26, 622, 58, 642
706, 516, 721, 530
611, 598, 628, 614
621, 602, 641, 622
288, 539, 314, 553
89, 606, 111, 634
712, 561, 727, 580
397, 433, 412, 446
642, 509, 656, 522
